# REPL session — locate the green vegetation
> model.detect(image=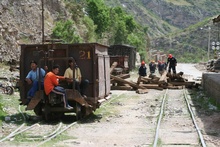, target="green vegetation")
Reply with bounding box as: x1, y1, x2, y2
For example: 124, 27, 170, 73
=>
52, 0, 148, 60
189, 89, 220, 115
53, 0, 220, 62
0, 98, 7, 125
